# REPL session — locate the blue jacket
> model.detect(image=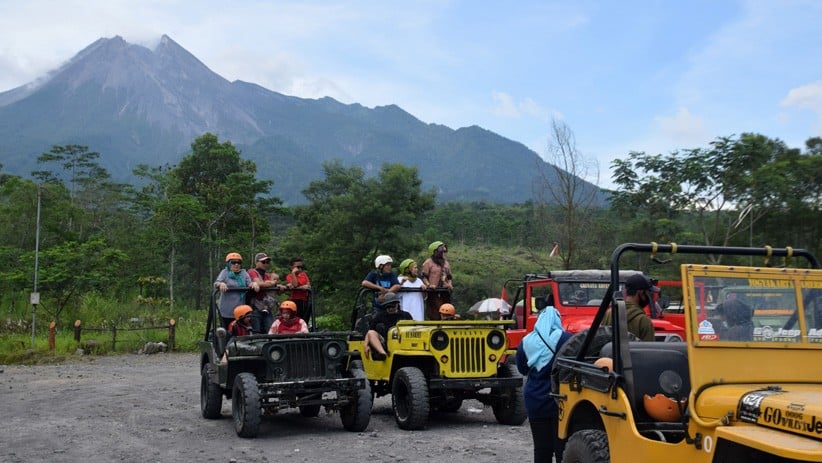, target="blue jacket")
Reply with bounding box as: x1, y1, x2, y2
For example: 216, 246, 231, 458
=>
516, 331, 572, 420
